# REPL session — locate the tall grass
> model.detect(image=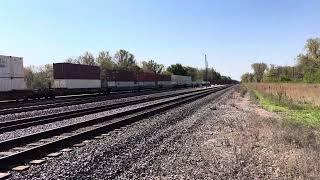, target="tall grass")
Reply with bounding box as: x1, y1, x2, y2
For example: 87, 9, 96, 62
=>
246, 83, 320, 127
250, 83, 320, 106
